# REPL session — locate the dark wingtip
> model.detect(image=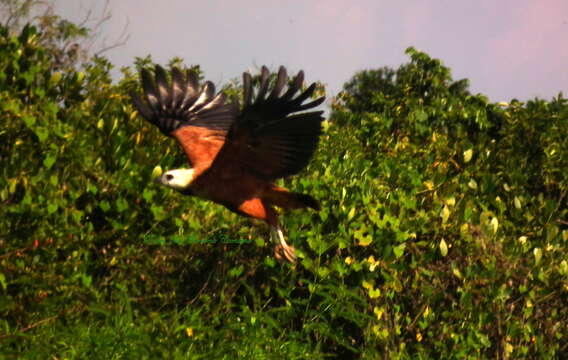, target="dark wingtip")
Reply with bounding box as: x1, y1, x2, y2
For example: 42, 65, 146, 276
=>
132, 65, 233, 134
268, 66, 288, 100
294, 70, 305, 87
130, 91, 154, 120
256, 66, 271, 101
281, 69, 304, 101
154, 65, 172, 106
297, 96, 326, 111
